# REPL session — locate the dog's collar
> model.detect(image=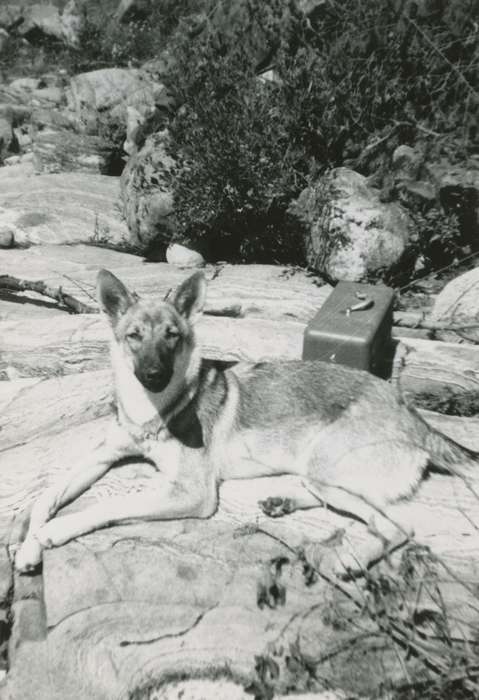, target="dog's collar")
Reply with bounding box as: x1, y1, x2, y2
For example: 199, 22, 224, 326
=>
117, 377, 200, 444
126, 416, 170, 443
